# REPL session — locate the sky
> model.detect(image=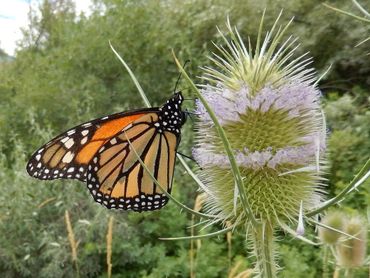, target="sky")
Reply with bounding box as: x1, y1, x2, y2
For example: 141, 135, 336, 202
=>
0, 0, 92, 56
